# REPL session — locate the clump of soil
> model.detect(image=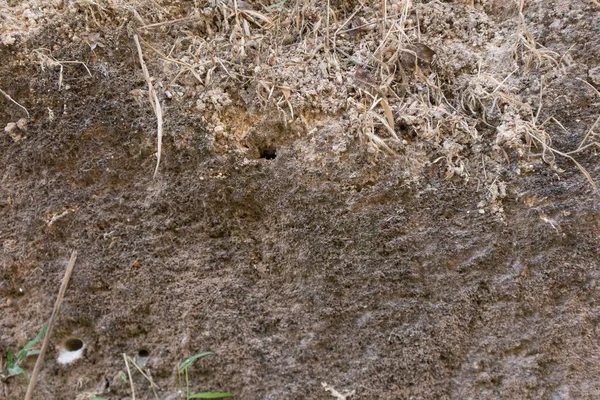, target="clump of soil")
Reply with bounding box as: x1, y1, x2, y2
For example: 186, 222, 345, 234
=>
1, 0, 600, 399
